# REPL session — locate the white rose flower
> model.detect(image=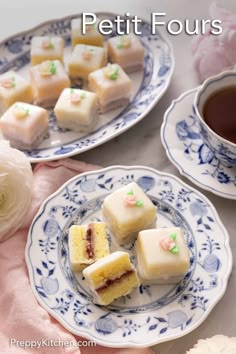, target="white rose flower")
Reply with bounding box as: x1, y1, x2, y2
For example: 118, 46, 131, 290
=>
0, 141, 33, 242
186, 335, 236, 354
